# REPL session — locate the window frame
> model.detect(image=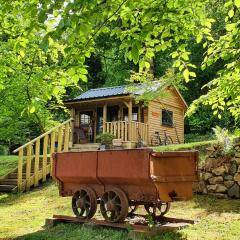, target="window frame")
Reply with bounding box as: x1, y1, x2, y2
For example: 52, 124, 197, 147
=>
161, 109, 173, 127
